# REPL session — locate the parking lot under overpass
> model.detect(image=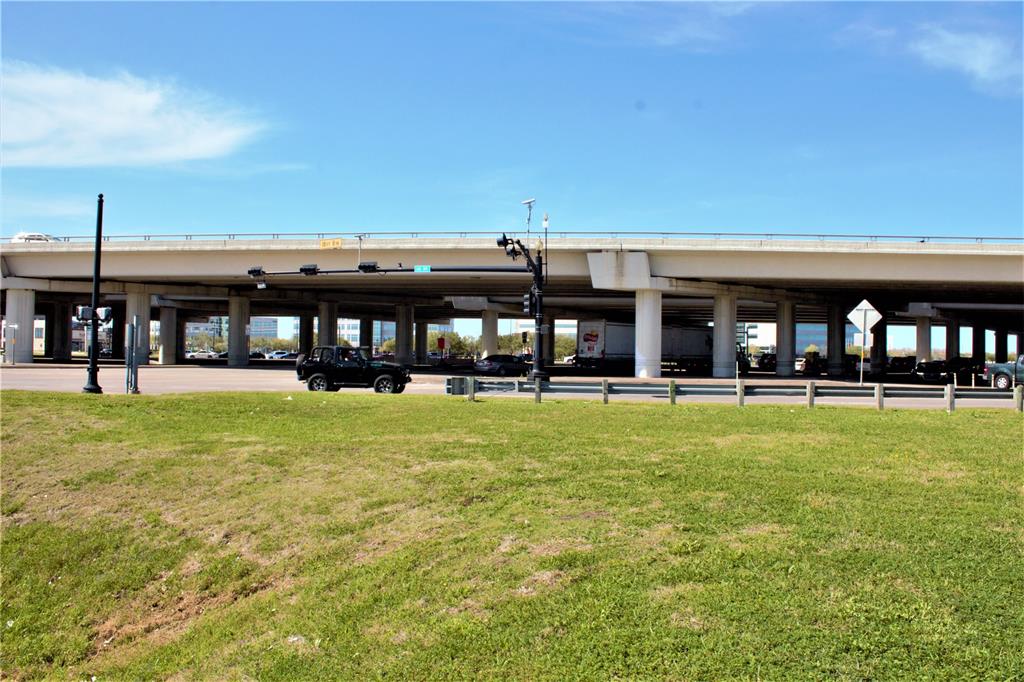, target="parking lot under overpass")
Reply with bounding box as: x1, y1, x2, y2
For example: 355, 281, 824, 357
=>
2, 232, 1022, 378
